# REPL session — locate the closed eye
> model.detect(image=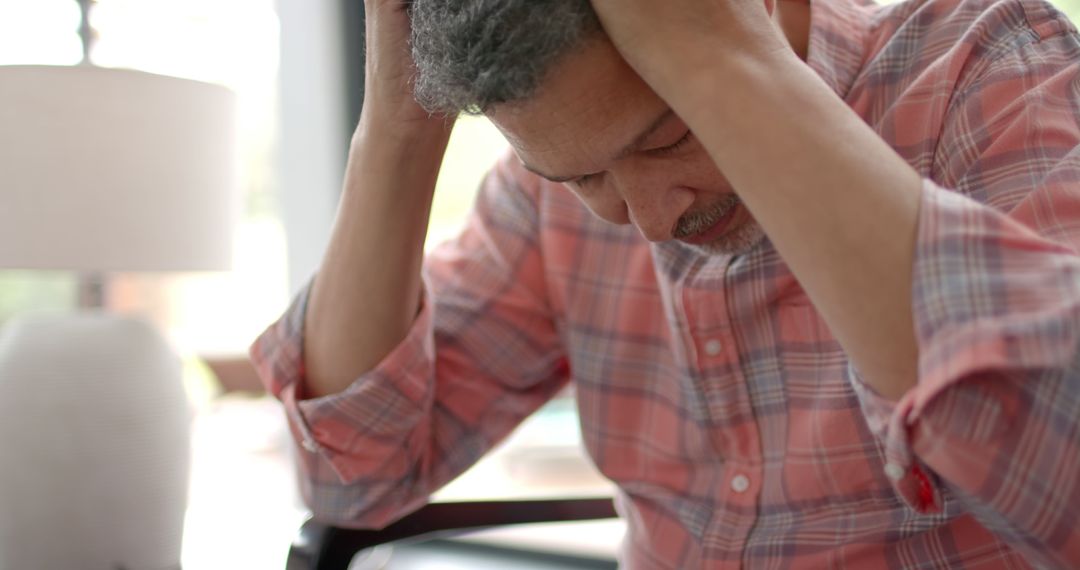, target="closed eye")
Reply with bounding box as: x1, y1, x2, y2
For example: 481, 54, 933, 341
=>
573, 171, 602, 188
566, 129, 693, 189
647, 130, 694, 156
